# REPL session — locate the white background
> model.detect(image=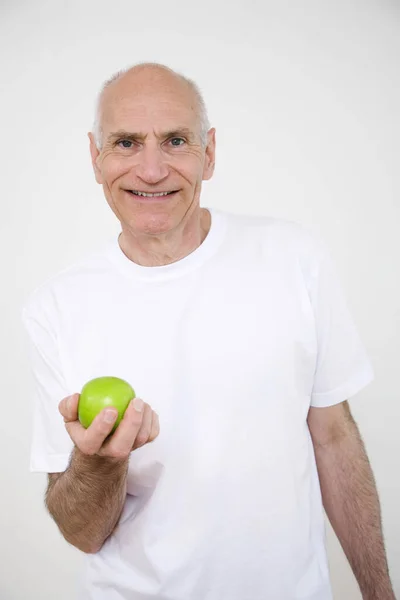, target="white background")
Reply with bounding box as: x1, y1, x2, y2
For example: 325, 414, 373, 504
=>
1, 0, 399, 598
